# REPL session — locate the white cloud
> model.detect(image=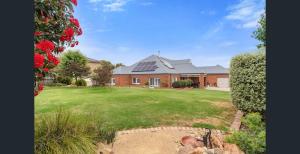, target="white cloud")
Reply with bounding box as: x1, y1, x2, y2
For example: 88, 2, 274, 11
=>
202, 22, 224, 39
89, 0, 130, 12
226, 0, 265, 28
